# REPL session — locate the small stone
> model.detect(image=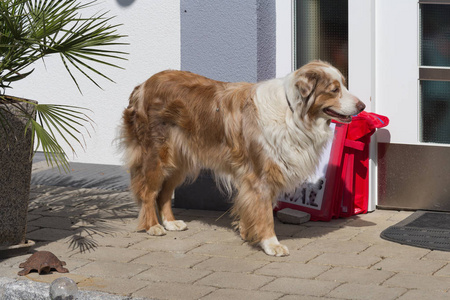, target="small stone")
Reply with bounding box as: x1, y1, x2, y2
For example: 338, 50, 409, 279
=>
276, 208, 310, 224
49, 277, 78, 300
